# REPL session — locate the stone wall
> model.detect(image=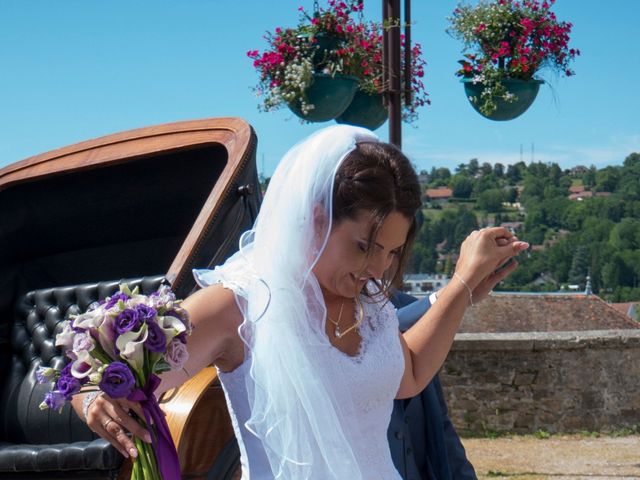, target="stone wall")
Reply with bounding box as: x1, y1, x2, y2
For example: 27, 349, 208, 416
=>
440, 330, 640, 434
